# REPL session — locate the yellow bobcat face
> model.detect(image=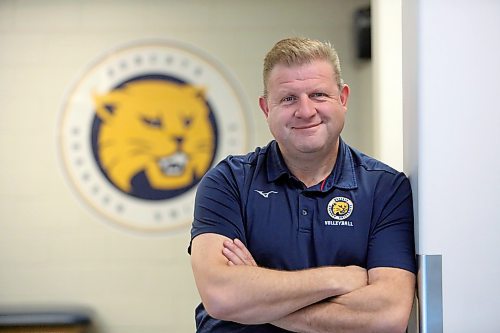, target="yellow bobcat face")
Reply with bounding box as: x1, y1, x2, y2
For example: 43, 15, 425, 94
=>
93, 80, 216, 196
332, 202, 349, 216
